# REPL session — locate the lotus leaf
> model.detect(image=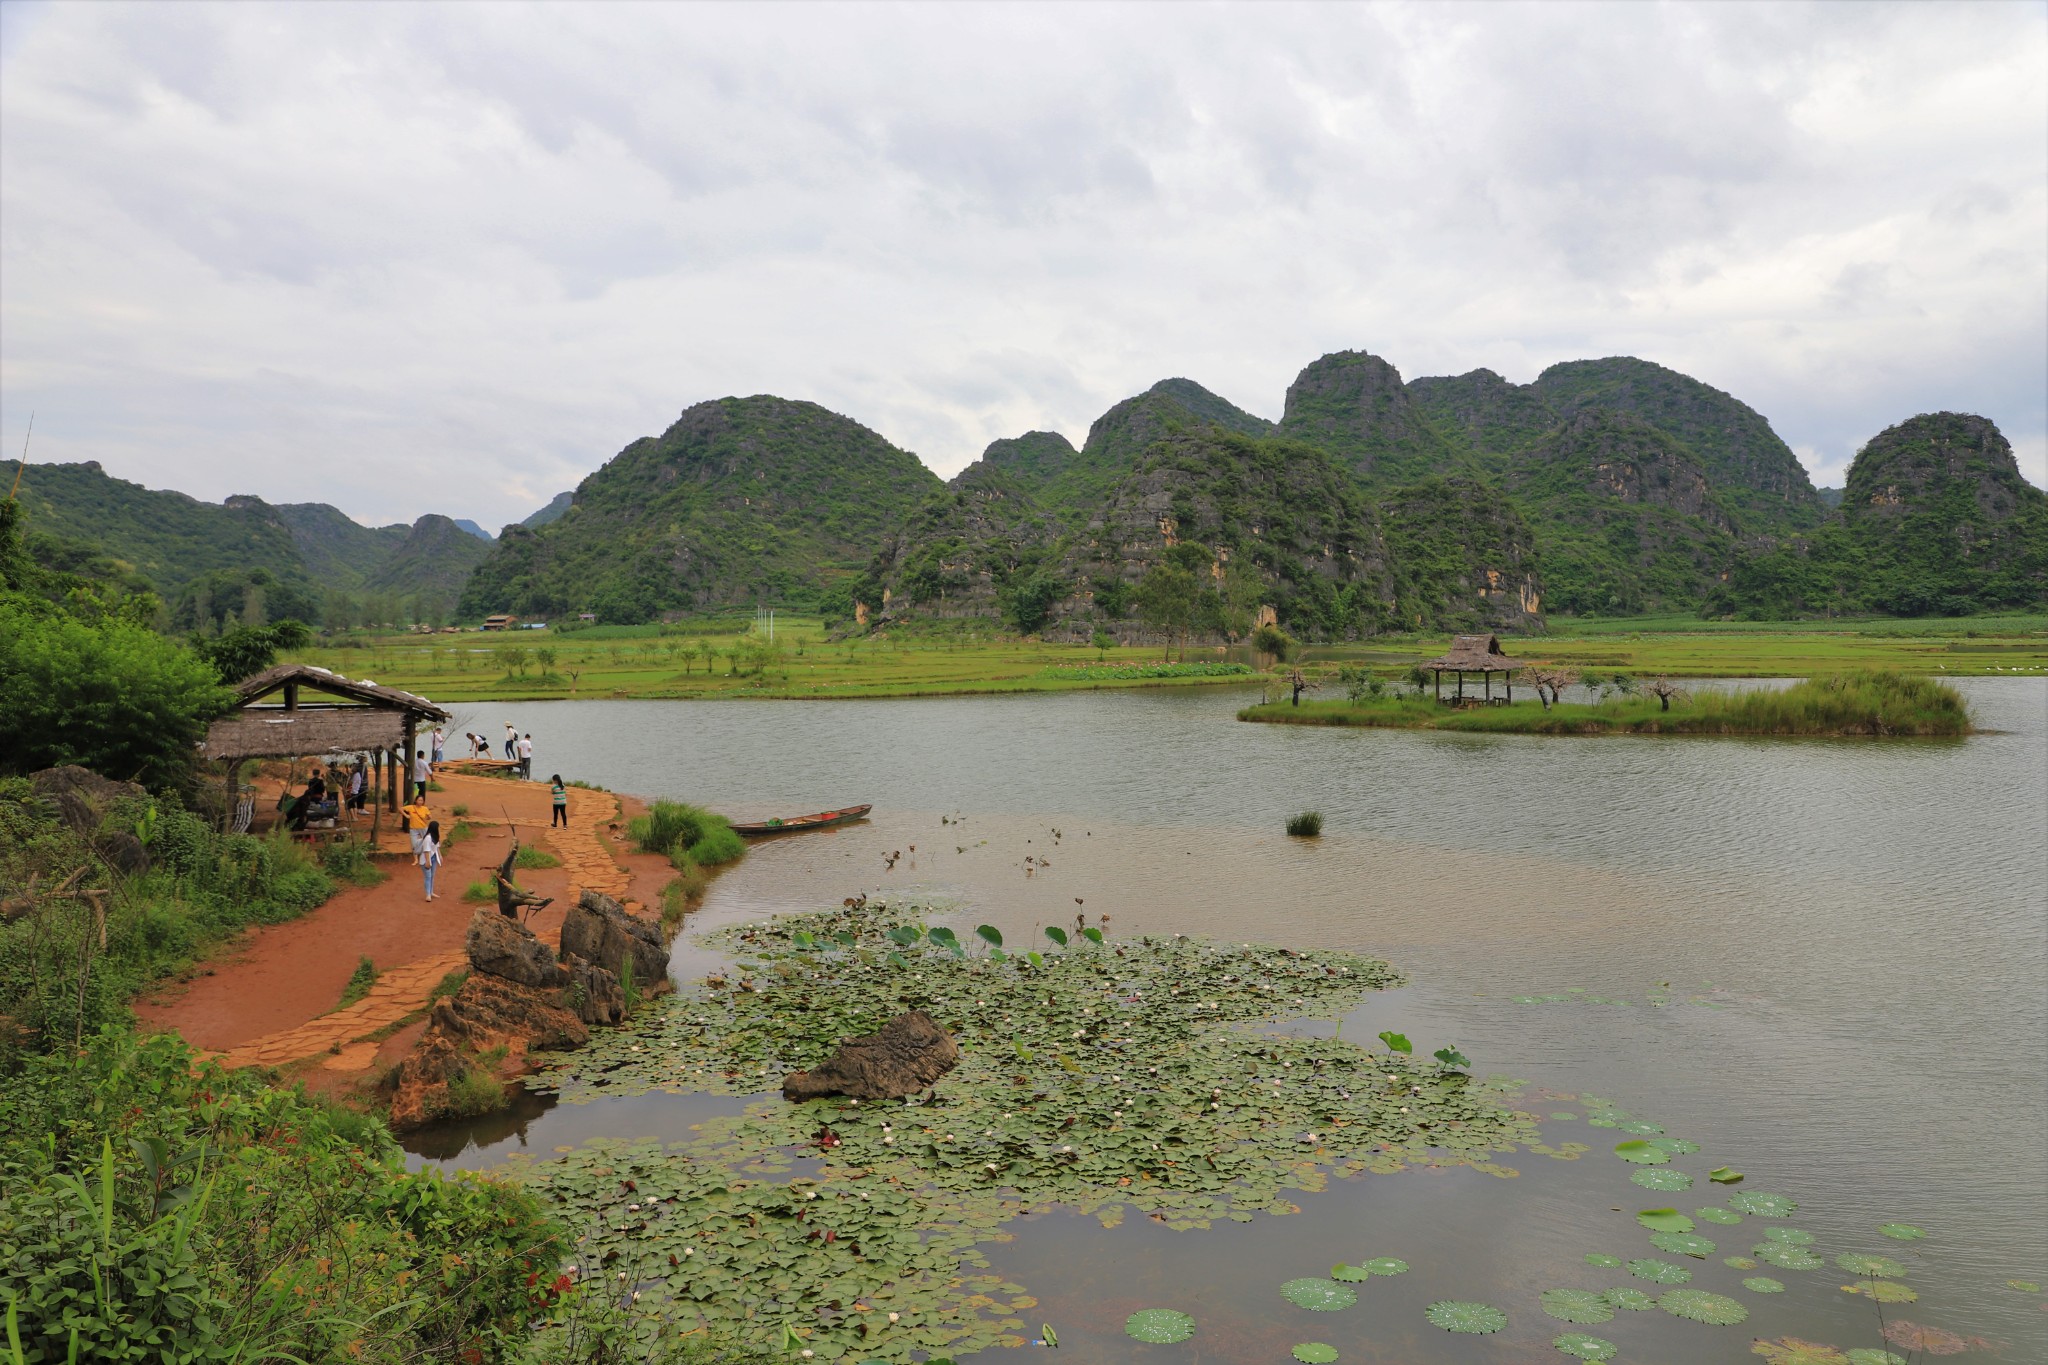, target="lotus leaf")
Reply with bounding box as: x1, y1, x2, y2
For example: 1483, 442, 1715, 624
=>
1433, 1046, 1471, 1068
1614, 1141, 1668, 1165
1362, 1257, 1409, 1276
975, 925, 1003, 948
1843, 1352, 1907, 1365
1648, 1137, 1699, 1154
1881, 1322, 1970, 1354
1632, 1168, 1692, 1191
1743, 1276, 1785, 1292
1043, 926, 1068, 947
1125, 1309, 1196, 1343
1842, 1280, 1916, 1303
1628, 1257, 1692, 1285
1550, 1111, 1578, 1120
1875, 1223, 1925, 1240
1281, 1279, 1357, 1312
1292, 1346, 1339, 1364
2008, 1279, 2041, 1293
1584, 1253, 1623, 1268
1658, 1288, 1747, 1325
1651, 1232, 1716, 1258
1636, 1209, 1694, 1232
1751, 1339, 1852, 1364
1696, 1207, 1743, 1225
1762, 1228, 1815, 1246
1618, 1120, 1665, 1135
1603, 1287, 1656, 1311
1081, 926, 1104, 943
1552, 1333, 1617, 1361
1835, 1253, 1905, 1277
1586, 1116, 1620, 1129
1539, 1289, 1614, 1324
1425, 1300, 1507, 1334
1708, 1167, 1743, 1184
1330, 1264, 1370, 1283
1377, 1030, 1412, 1054
1755, 1244, 1825, 1271
1724, 1257, 1758, 1269
1729, 1190, 1796, 1217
